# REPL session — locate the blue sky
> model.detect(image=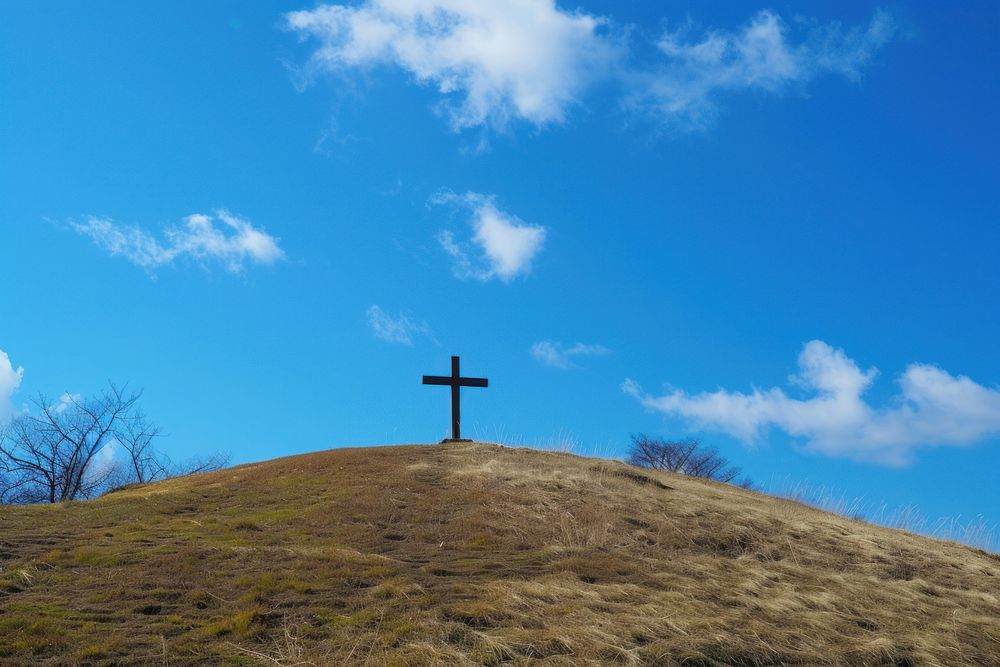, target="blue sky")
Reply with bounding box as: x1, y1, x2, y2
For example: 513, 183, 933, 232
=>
1, 2, 998, 529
